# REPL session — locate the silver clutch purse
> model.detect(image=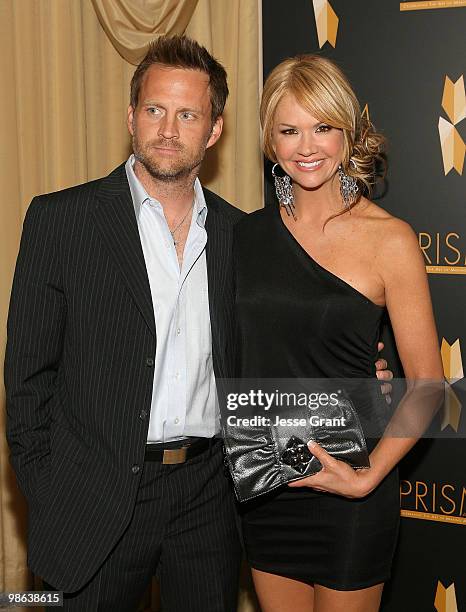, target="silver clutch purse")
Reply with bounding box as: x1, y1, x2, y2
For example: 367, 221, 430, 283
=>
222, 389, 370, 502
